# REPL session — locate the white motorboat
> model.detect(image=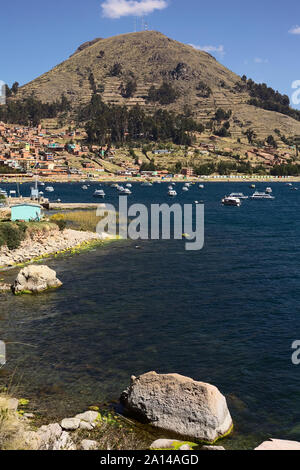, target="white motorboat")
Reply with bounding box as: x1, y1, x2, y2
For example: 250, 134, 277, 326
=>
222, 196, 241, 207
229, 192, 248, 200
45, 186, 54, 192
82, 185, 88, 190
168, 189, 177, 197
250, 191, 275, 200
265, 187, 272, 193
126, 183, 132, 188
120, 188, 132, 195
93, 189, 105, 198
199, 184, 204, 189
141, 182, 153, 187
